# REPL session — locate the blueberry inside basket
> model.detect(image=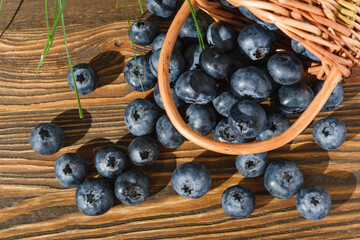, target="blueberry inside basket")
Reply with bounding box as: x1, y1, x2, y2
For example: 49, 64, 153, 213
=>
158, 0, 359, 155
